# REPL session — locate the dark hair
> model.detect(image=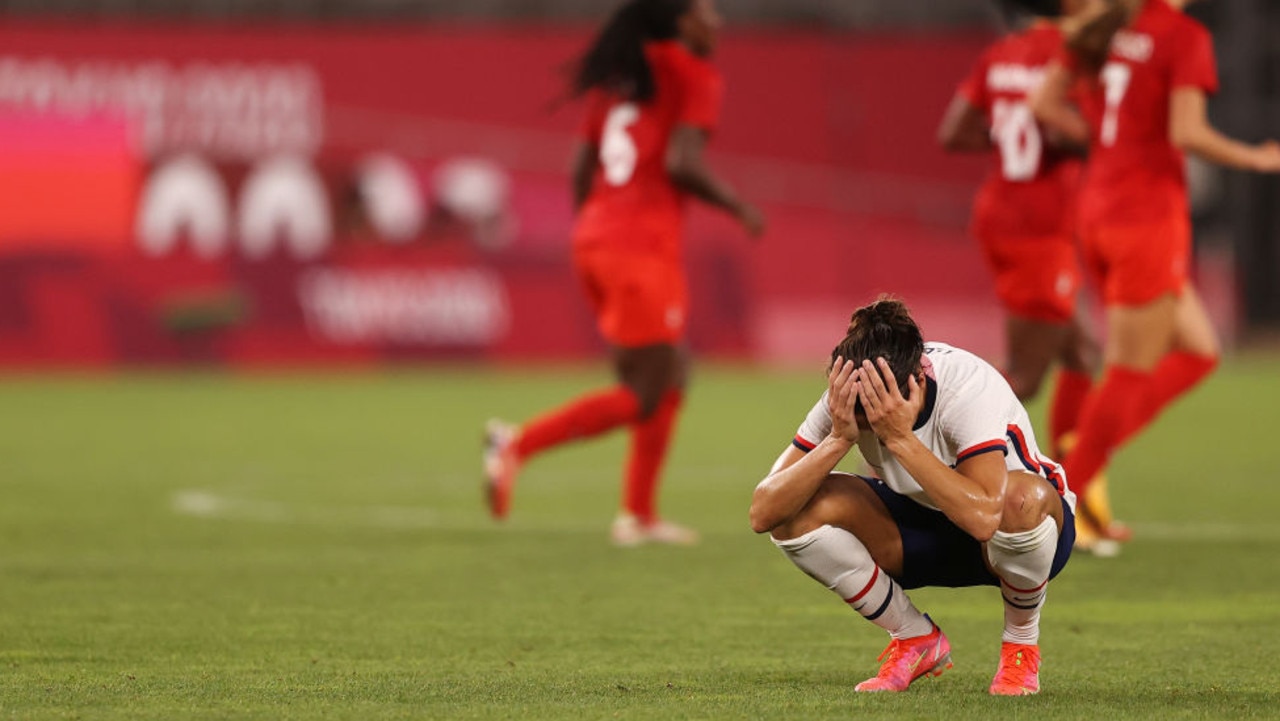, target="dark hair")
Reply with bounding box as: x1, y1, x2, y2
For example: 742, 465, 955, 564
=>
571, 0, 692, 102
830, 297, 924, 402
